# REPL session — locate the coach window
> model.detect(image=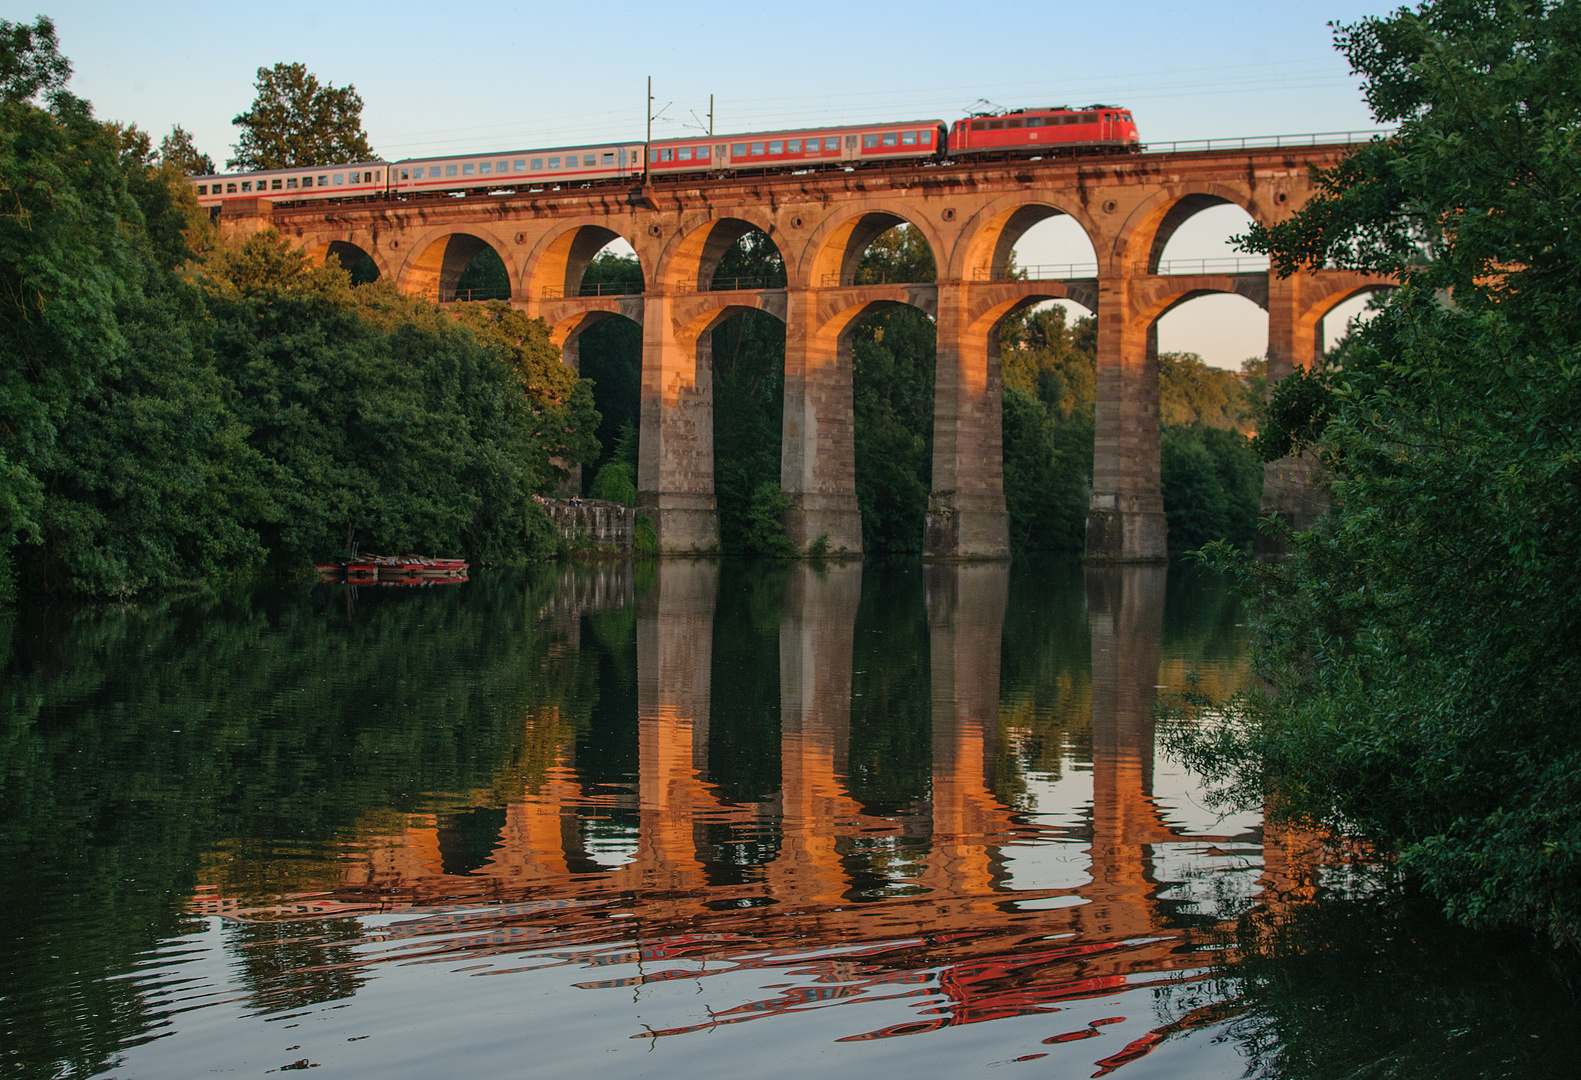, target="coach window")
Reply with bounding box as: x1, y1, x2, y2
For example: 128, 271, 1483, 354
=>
478, 163, 490, 175
601, 152, 614, 165
197, 184, 207, 194
548, 157, 559, 169
862, 134, 879, 148
880, 132, 896, 146
901, 131, 916, 145
531, 159, 543, 170
785, 139, 799, 153
659, 148, 672, 162
699, 145, 711, 159
768, 140, 783, 154
730, 143, 745, 157
1026, 117, 1043, 127
271, 179, 282, 190
677, 147, 692, 161
225, 183, 235, 193
241, 181, 252, 192
463, 163, 476, 175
